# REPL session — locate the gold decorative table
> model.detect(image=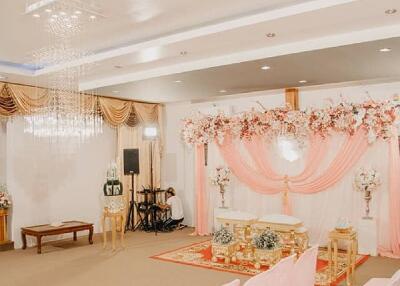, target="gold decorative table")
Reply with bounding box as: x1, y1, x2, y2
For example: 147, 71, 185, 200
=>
216, 211, 258, 260
0, 208, 9, 243
328, 229, 358, 286
256, 214, 309, 255
211, 241, 238, 263
253, 247, 282, 269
